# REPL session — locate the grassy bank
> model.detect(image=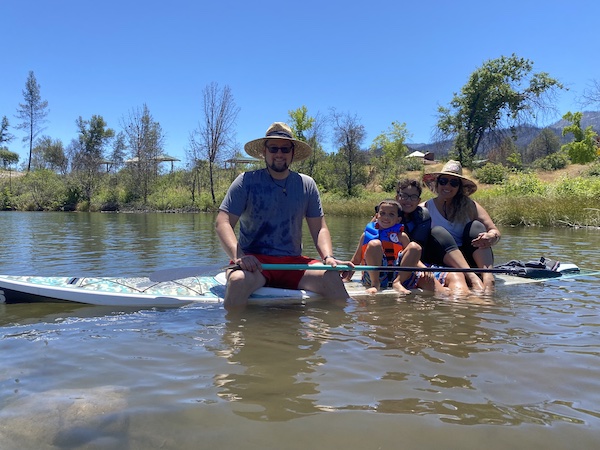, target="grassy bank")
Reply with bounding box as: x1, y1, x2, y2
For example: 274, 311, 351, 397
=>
2, 164, 600, 228
322, 164, 600, 228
